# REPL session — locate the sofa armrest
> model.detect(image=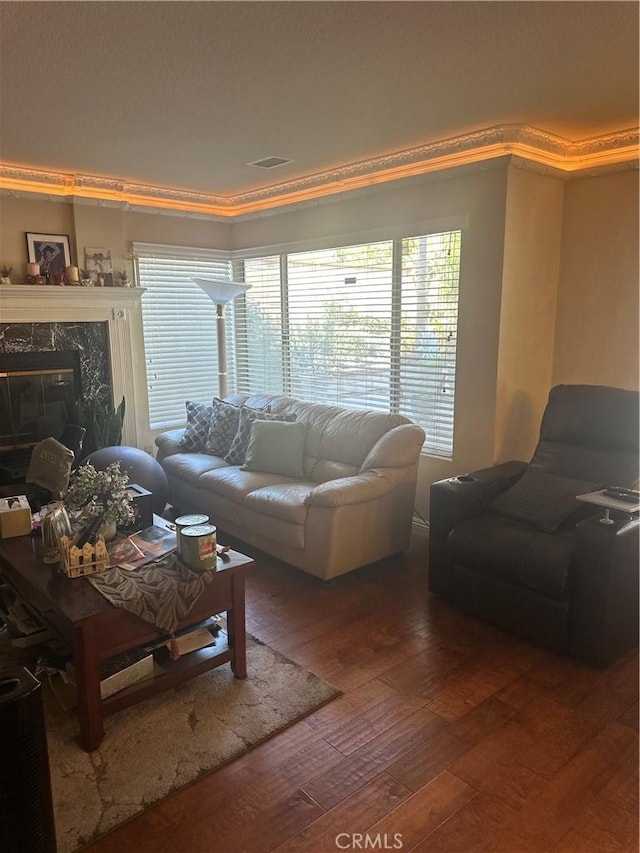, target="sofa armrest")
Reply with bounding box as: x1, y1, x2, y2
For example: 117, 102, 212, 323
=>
155, 429, 186, 461
305, 468, 407, 508
571, 514, 639, 666
428, 460, 528, 597
361, 424, 426, 470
